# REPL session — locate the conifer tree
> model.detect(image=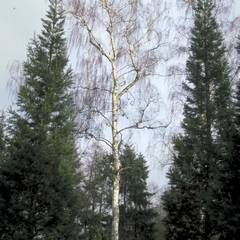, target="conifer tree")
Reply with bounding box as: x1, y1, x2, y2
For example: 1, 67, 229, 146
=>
162, 0, 233, 239
0, 0, 81, 239
119, 146, 158, 240
79, 149, 112, 240
218, 38, 240, 239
